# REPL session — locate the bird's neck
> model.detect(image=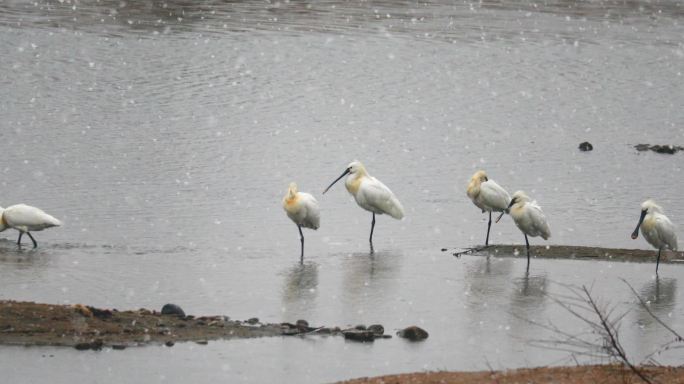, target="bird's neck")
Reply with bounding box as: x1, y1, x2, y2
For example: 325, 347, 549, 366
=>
466, 180, 480, 199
